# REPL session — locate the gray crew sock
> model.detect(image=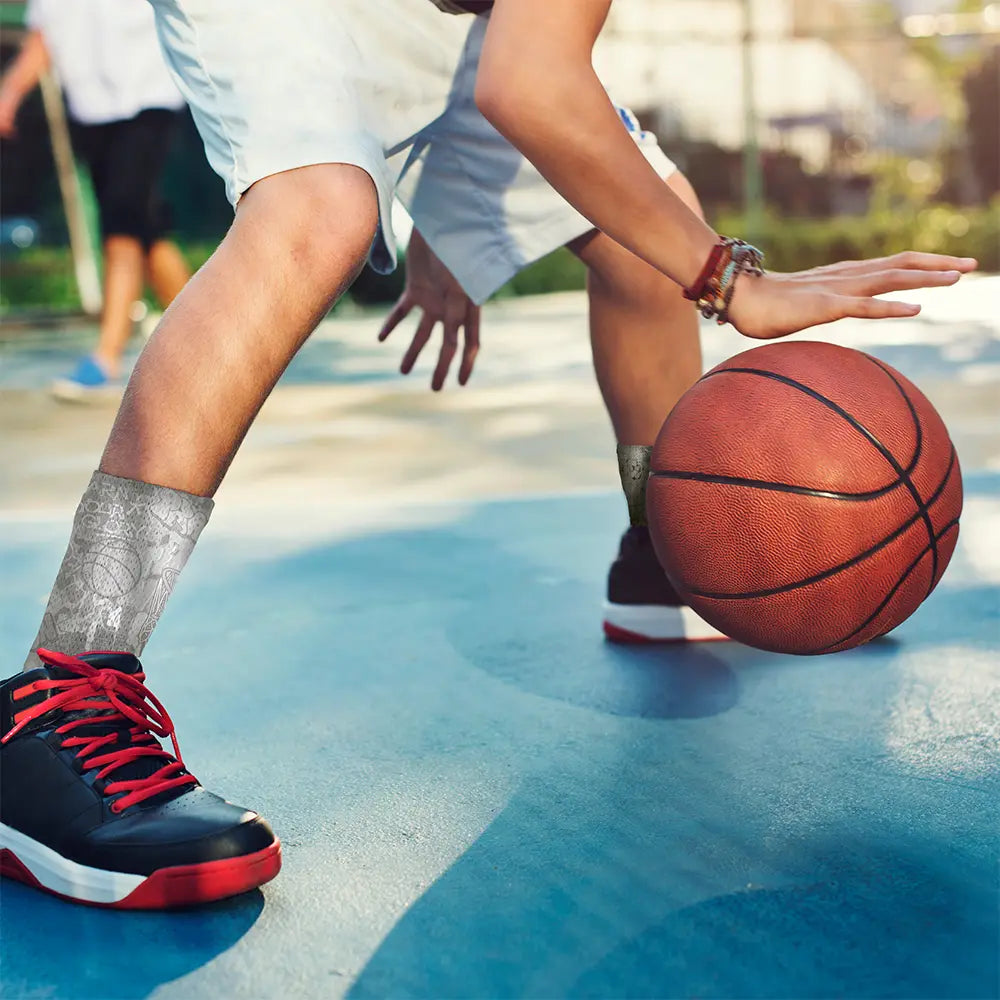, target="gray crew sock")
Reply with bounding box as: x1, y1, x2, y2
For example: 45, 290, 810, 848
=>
25, 471, 213, 670
617, 444, 653, 528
